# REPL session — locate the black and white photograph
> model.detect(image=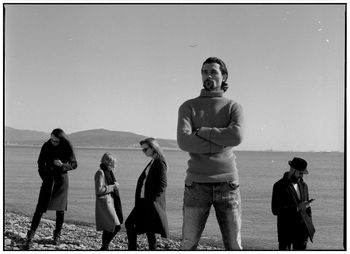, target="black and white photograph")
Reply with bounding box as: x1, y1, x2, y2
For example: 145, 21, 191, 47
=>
3, 2, 345, 251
